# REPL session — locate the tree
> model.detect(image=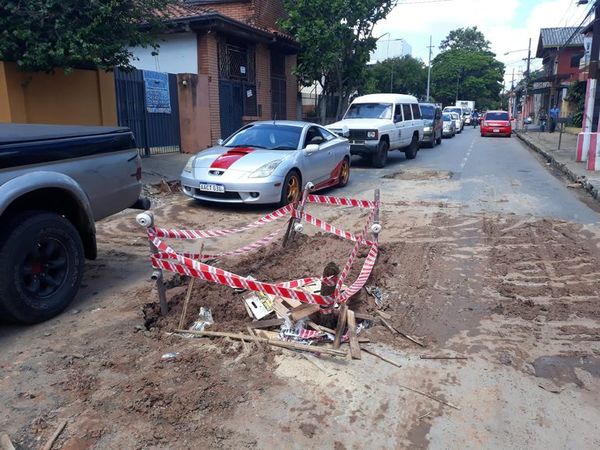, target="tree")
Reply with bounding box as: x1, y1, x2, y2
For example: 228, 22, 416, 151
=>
0, 0, 173, 72
364, 55, 428, 98
431, 49, 504, 109
439, 26, 491, 52
282, 0, 396, 120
